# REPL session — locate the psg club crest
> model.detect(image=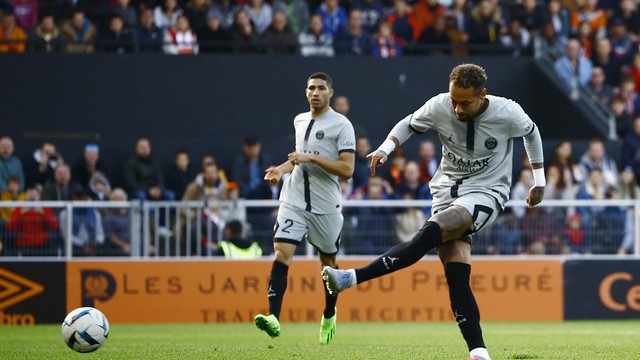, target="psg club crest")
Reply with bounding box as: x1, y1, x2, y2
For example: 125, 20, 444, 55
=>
316, 131, 325, 140
485, 137, 497, 149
